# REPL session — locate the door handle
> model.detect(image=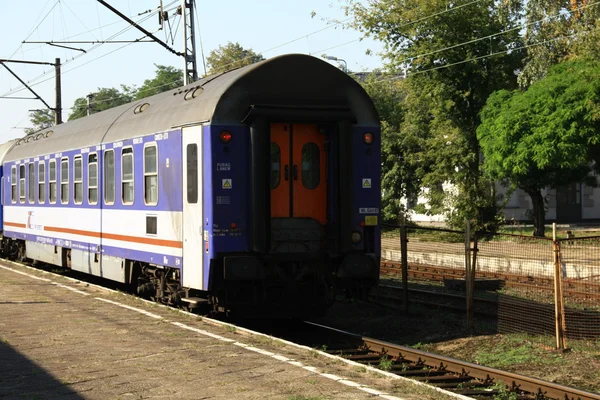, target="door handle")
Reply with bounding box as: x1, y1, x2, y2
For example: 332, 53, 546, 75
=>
284, 165, 289, 181
293, 165, 298, 180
